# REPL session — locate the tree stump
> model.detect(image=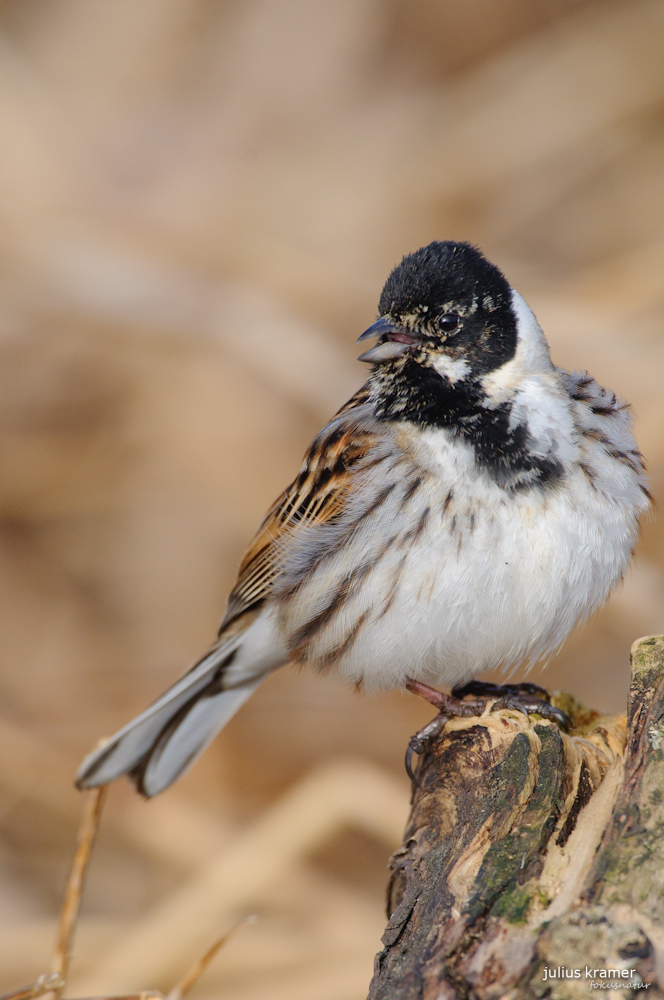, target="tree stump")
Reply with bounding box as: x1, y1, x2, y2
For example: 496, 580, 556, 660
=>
368, 636, 664, 999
